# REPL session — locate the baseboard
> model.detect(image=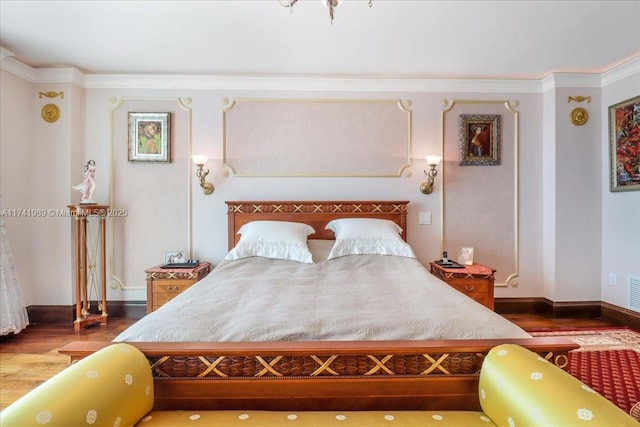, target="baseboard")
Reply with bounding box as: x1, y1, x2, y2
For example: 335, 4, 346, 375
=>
496, 297, 601, 318
26, 301, 146, 324
547, 300, 602, 318
26, 305, 74, 324
601, 301, 640, 331
494, 297, 549, 314
28, 299, 639, 329
496, 297, 640, 328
